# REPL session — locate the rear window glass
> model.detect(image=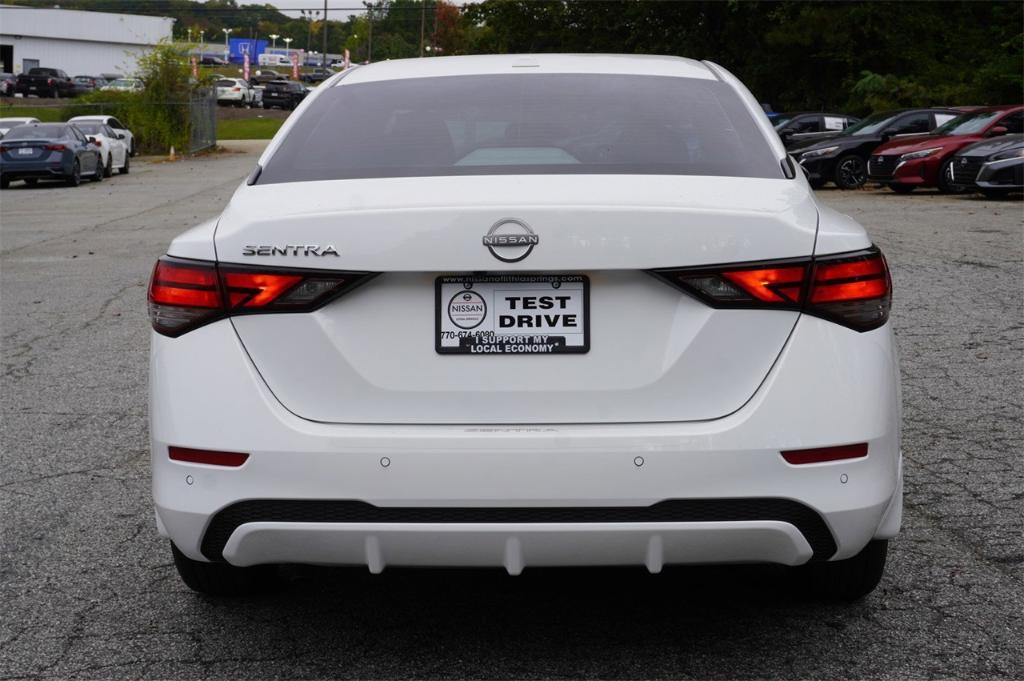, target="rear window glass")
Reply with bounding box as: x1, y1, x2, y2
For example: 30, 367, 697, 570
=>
265, 82, 289, 91
4, 124, 66, 140
258, 73, 783, 184
73, 123, 103, 135
216, 79, 236, 87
